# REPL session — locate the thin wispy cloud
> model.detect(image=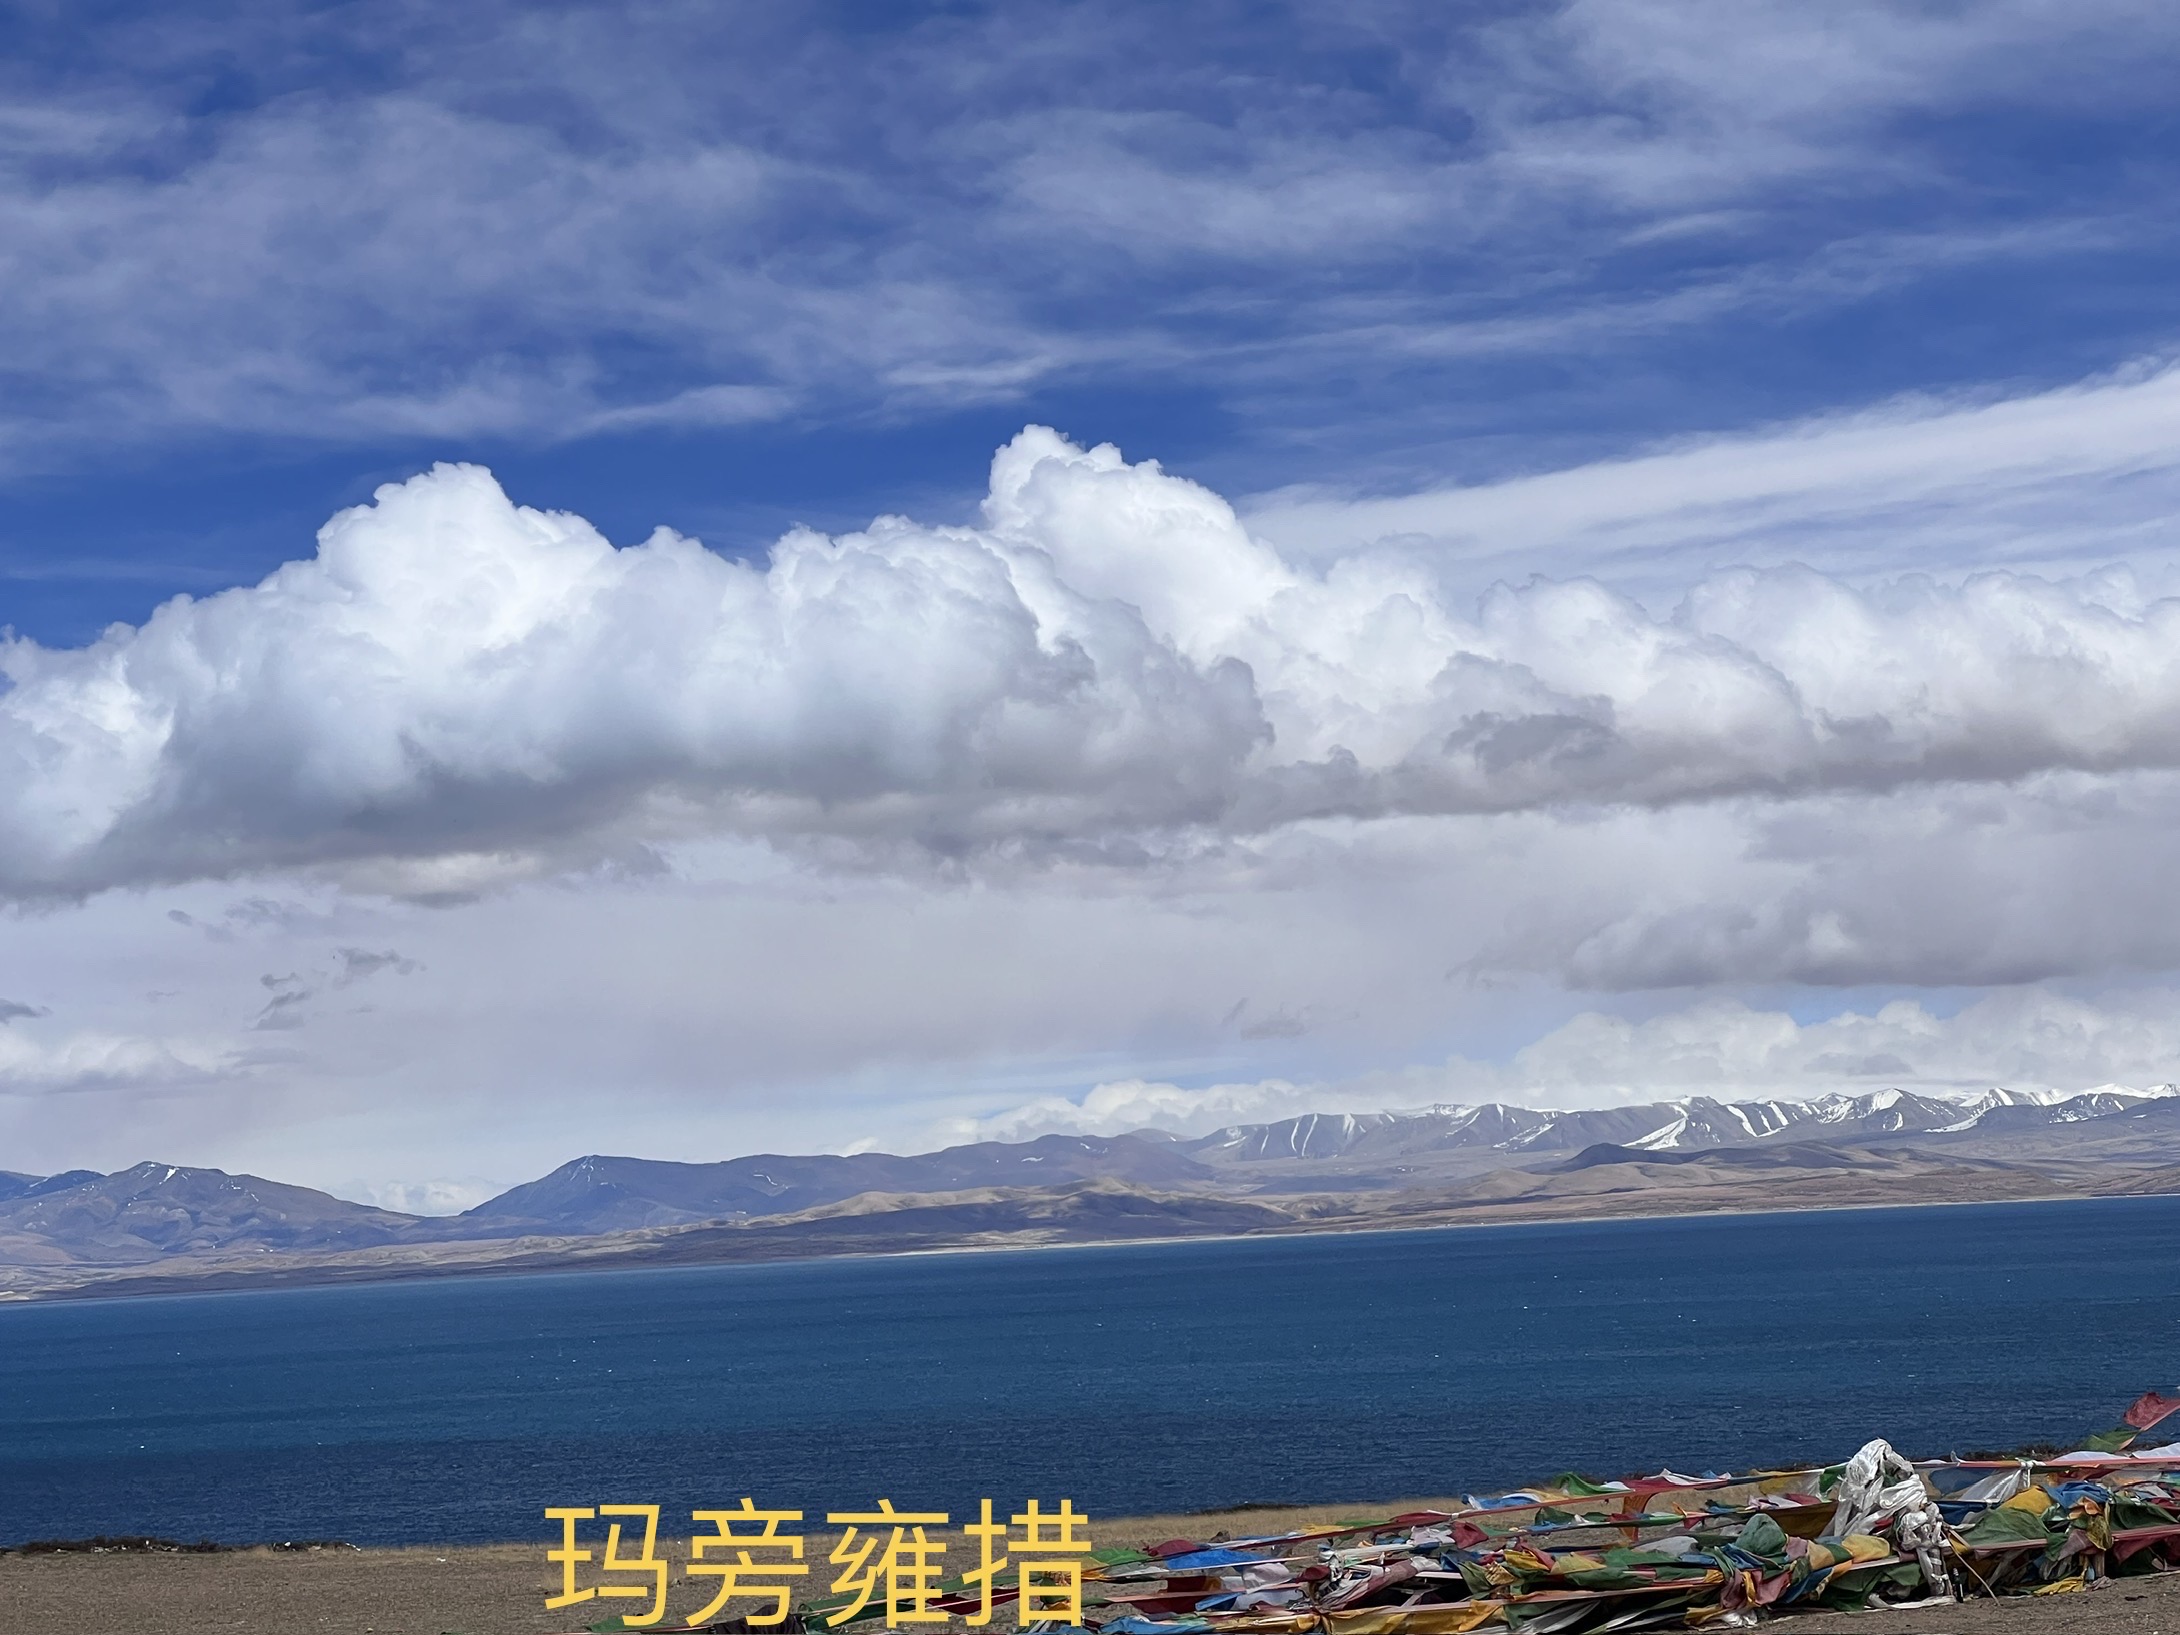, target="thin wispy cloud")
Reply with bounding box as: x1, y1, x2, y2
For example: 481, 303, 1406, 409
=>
0, 1, 2172, 469
1250, 361, 2180, 591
